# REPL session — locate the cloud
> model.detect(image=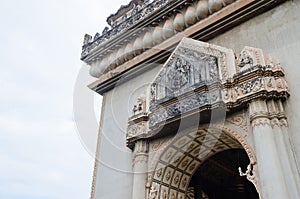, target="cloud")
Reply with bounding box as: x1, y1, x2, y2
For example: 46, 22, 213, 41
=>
0, 0, 131, 198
